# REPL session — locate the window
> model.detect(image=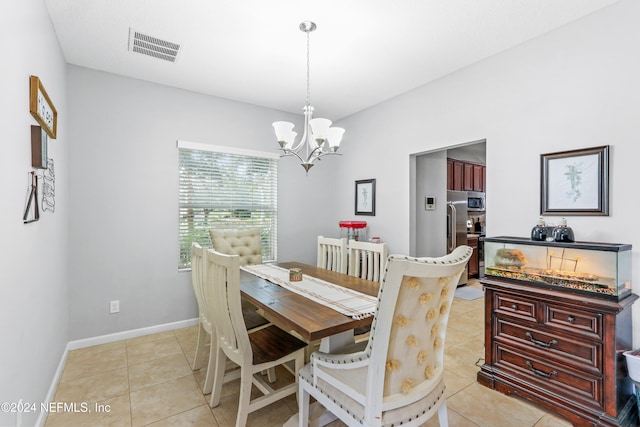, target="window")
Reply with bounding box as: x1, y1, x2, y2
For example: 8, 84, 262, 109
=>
178, 140, 278, 270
